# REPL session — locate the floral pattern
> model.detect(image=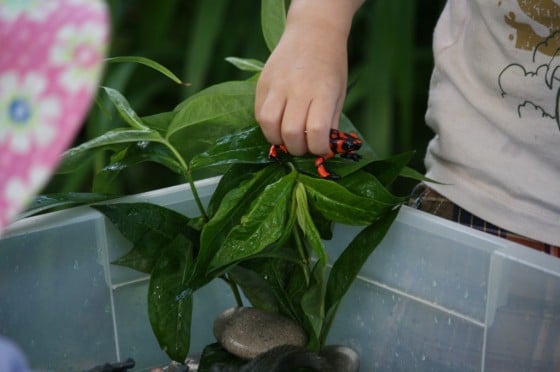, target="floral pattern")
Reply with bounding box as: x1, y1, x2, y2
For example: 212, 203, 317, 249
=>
0, 71, 59, 153
50, 22, 107, 93
0, 0, 58, 22
0, 0, 109, 234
